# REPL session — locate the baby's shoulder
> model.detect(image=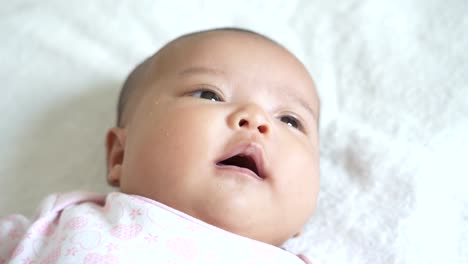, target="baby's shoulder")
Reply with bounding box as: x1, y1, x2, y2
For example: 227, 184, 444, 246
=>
34, 191, 107, 219
0, 191, 109, 263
